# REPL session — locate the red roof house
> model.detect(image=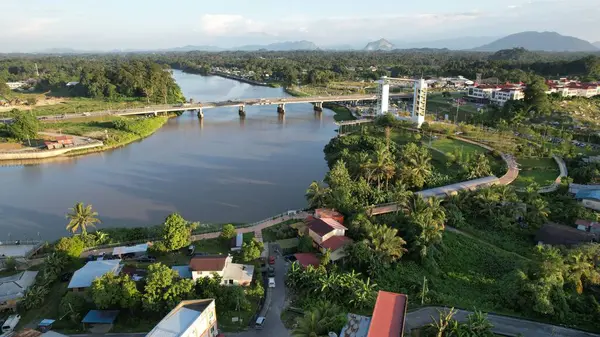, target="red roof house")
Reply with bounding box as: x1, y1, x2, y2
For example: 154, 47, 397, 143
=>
307, 218, 351, 261
367, 291, 408, 337
314, 208, 345, 224
294, 253, 320, 268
